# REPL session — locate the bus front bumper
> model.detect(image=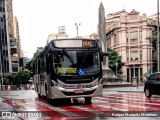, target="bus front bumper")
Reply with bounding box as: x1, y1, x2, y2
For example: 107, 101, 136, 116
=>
50, 84, 103, 99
